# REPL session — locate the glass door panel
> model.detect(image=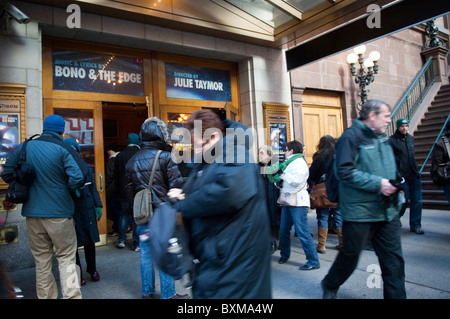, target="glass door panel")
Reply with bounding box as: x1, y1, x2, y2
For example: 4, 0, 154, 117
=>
55, 108, 95, 171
